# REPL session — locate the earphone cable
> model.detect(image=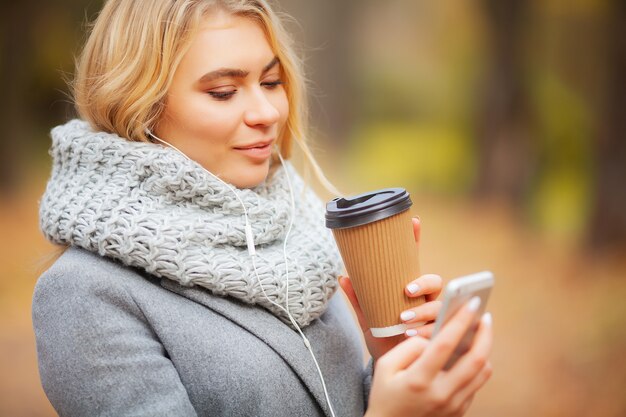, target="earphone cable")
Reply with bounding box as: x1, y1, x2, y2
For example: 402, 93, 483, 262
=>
276, 149, 337, 417
147, 131, 337, 417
